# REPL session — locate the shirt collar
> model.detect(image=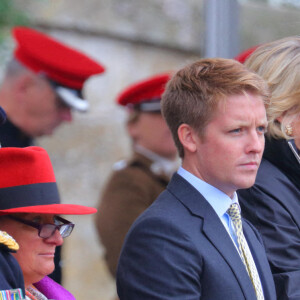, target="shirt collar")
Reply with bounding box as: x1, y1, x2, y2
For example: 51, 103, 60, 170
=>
177, 167, 239, 218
